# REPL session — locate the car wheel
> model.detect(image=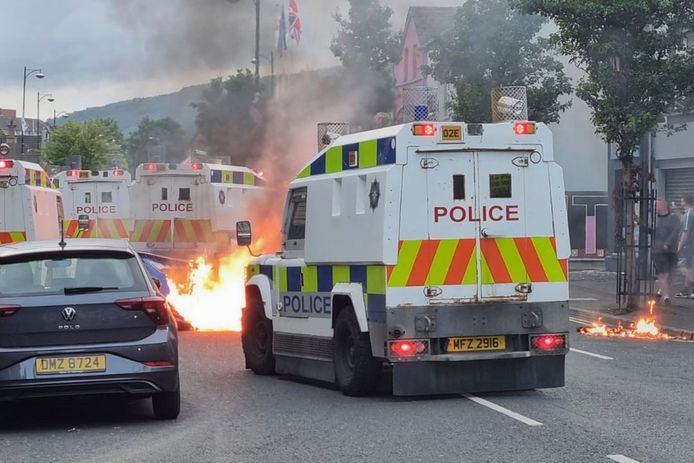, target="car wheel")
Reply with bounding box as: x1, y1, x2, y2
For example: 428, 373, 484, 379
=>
334, 307, 380, 396
152, 385, 180, 420
241, 296, 275, 375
